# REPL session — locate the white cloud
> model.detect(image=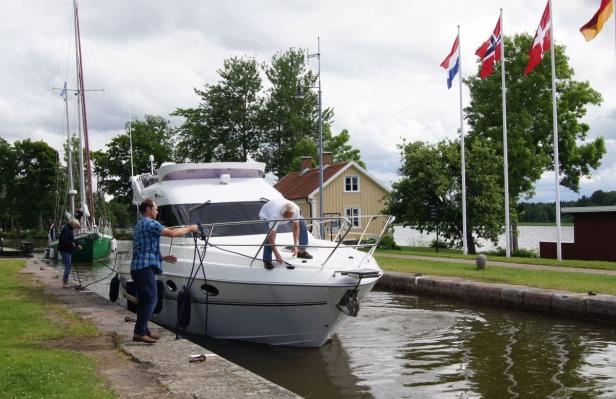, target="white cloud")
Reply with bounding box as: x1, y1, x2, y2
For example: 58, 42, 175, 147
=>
1, 0, 615, 203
